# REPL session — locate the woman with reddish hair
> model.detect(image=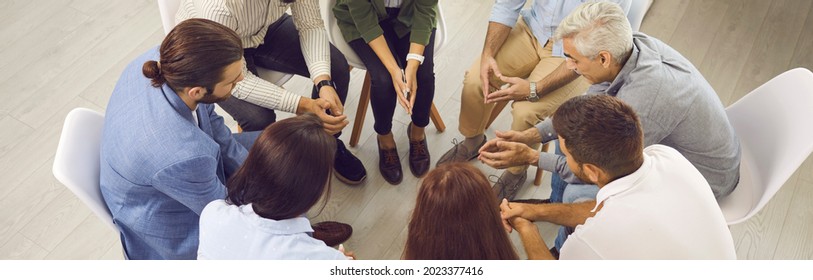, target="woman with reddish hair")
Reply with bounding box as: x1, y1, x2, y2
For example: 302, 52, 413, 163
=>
404, 163, 519, 260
